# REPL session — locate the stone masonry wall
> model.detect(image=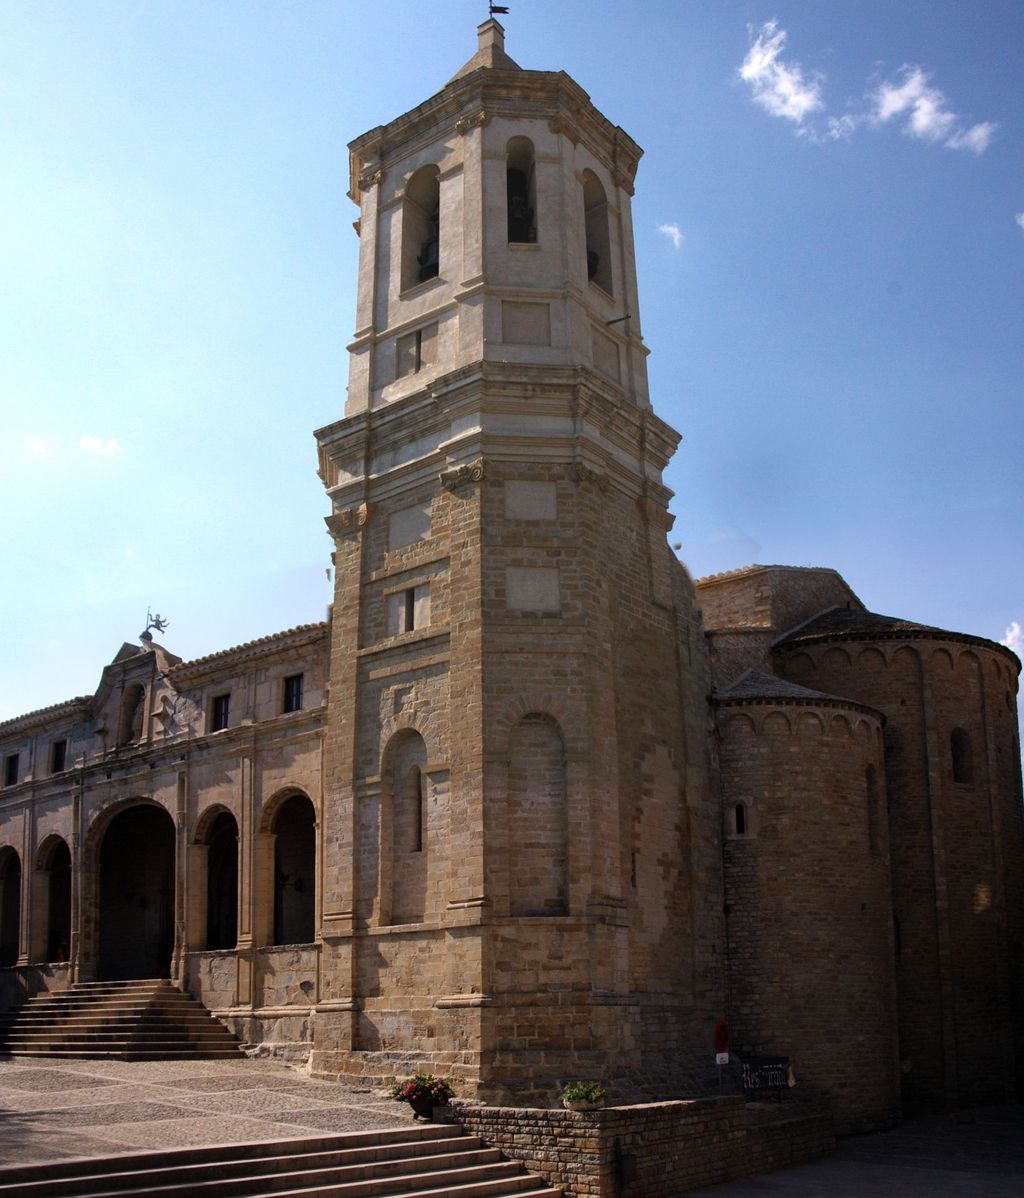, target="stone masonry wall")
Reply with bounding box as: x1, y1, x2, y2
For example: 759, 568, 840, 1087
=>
718, 698, 899, 1133
779, 637, 1022, 1111
455, 1098, 834, 1198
